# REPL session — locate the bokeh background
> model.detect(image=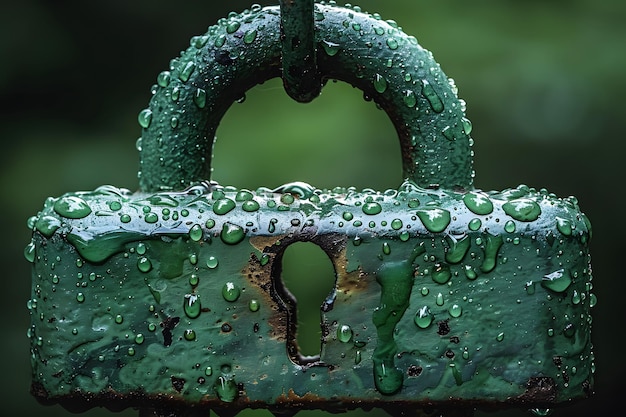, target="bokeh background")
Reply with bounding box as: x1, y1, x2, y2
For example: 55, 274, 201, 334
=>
1, 0, 623, 416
